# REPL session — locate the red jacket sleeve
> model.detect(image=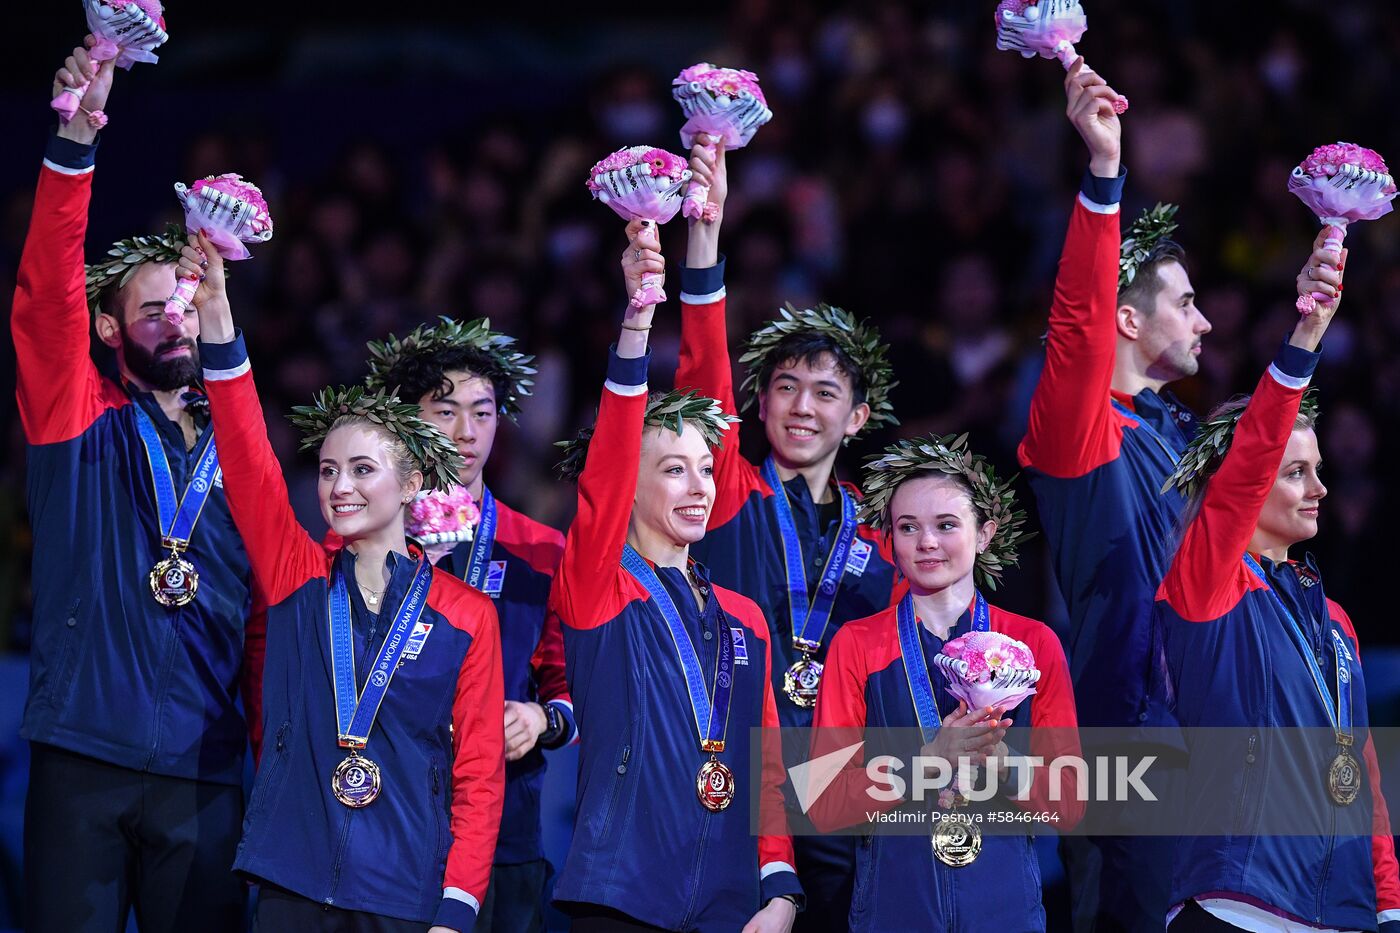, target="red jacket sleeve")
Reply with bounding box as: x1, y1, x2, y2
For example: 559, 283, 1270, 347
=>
807, 619, 901, 833
1159, 362, 1309, 623
1331, 602, 1400, 921
531, 609, 569, 704
1017, 196, 1125, 478
676, 268, 762, 528
552, 356, 648, 632
440, 585, 506, 924
13, 157, 110, 445
1007, 619, 1083, 828
200, 334, 325, 605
